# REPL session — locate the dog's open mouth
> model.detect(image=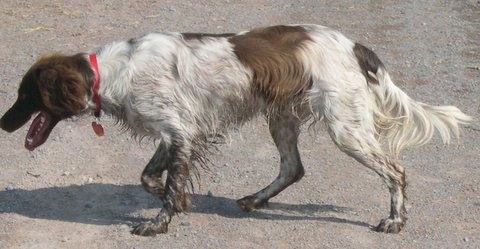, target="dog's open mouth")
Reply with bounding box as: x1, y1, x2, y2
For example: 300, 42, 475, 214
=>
25, 111, 58, 151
